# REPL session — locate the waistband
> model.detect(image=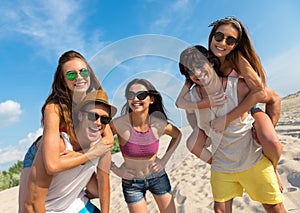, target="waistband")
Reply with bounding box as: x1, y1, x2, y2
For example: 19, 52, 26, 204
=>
123, 169, 166, 183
